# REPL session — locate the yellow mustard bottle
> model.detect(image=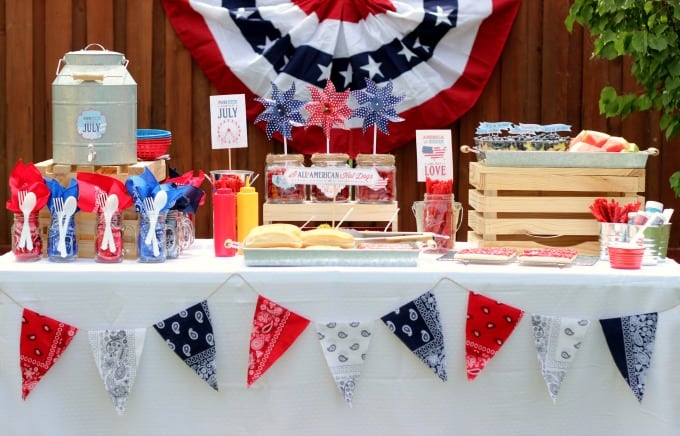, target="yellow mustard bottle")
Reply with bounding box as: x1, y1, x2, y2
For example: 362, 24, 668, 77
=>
237, 186, 259, 242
